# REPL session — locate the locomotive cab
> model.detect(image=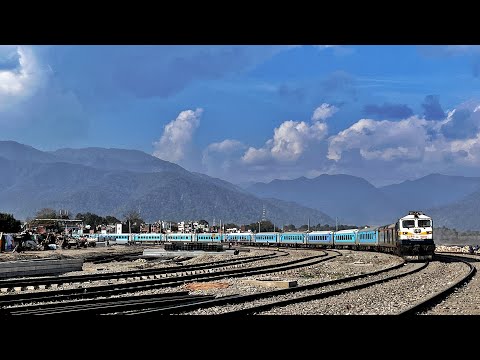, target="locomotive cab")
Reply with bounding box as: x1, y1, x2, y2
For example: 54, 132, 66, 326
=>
397, 211, 435, 260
